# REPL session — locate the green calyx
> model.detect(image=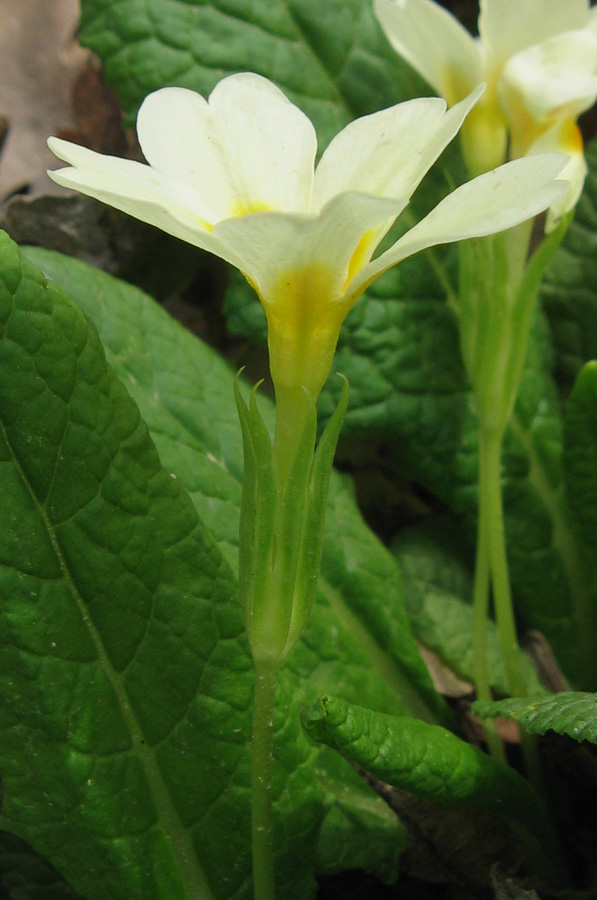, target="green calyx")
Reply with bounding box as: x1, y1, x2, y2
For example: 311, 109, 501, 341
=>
234, 373, 349, 667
